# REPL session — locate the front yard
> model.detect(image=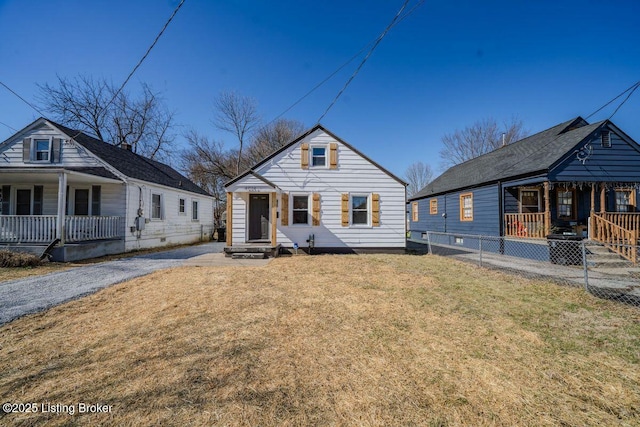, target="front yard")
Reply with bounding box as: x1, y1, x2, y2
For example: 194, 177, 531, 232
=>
1, 254, 639, 426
